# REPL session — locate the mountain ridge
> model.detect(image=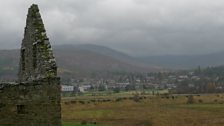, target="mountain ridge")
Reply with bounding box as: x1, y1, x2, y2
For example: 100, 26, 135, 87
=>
1, 44, 224, 80
139, 51, 224, 69
0, 44, 160, 80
